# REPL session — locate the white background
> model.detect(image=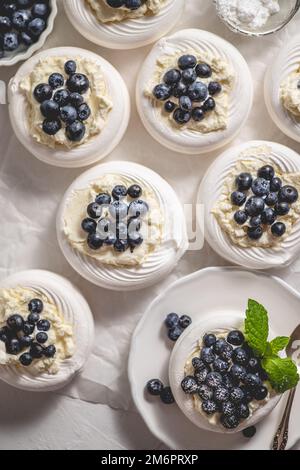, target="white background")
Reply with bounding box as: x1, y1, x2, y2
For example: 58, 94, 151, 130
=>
0, 0, 300, 450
